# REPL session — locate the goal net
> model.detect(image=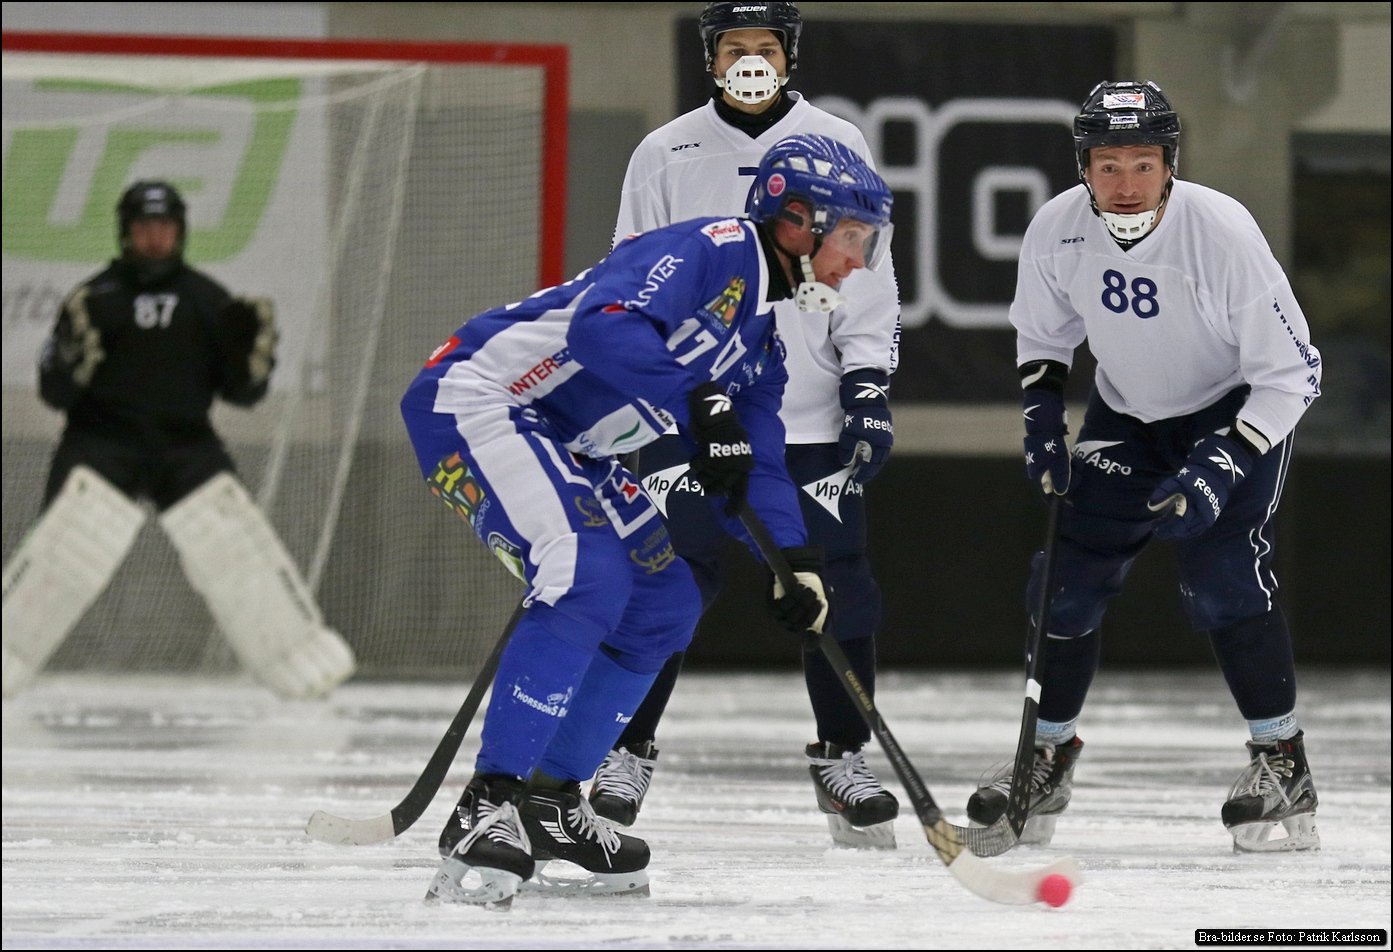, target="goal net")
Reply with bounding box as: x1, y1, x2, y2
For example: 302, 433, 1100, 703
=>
1, 32, 568, 680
